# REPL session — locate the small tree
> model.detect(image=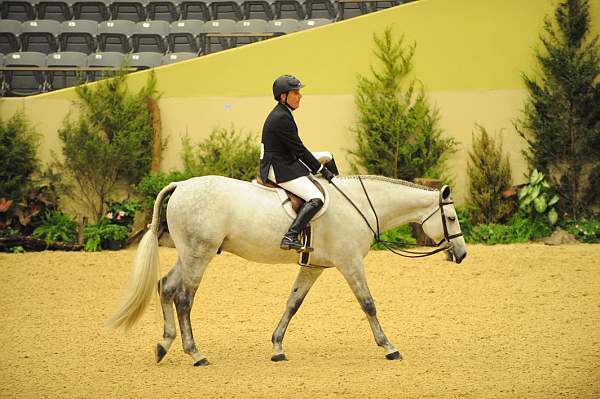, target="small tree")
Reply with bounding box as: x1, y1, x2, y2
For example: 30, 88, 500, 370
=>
517, 0, 600, 218
0, 112, 39, 200
466, 125, 513, 224
58, 71, 158, 222
349, 27, 457, 180
181, 127, 260, 182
